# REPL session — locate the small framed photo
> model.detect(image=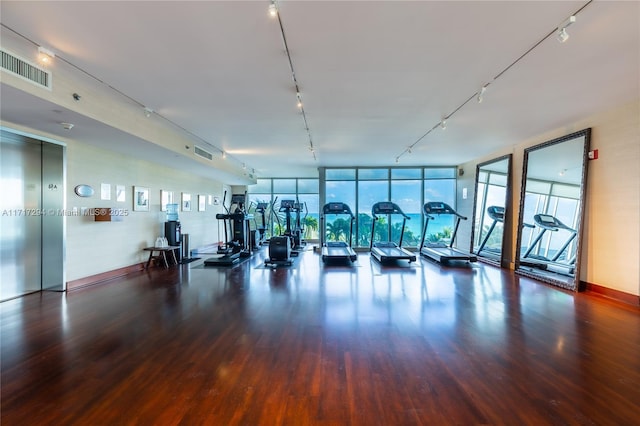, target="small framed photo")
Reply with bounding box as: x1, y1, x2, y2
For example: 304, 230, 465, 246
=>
182, 192, 191, 212
116, 185, 126, 202
161, 190, 174, 211
198, 195, 206, 212
101, 183, 111, 200
133, 186, 149, 212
